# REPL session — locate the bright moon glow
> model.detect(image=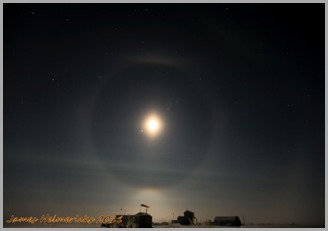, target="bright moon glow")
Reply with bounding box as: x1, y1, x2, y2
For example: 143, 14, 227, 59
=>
147, 119, 159, 131
143, 114, 163, 137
